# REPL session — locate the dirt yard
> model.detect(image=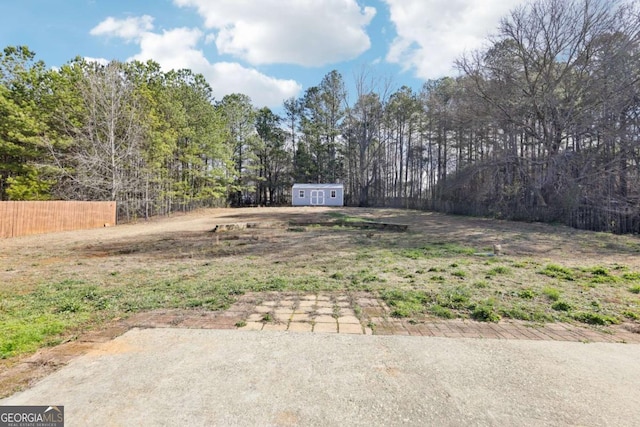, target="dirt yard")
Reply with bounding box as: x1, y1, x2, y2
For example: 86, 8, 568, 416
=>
3, 206, 639, 281
1, 207, 640, 396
